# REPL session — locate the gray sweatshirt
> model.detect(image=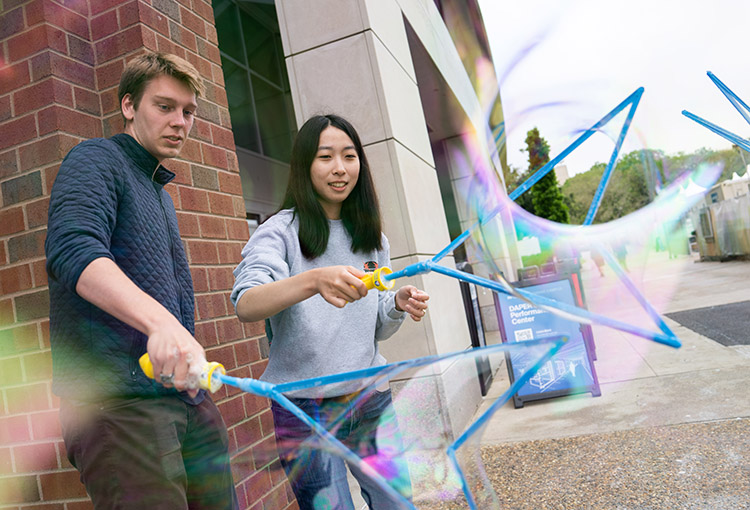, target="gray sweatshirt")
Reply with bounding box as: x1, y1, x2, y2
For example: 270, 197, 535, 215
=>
231, 209, 405, 397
